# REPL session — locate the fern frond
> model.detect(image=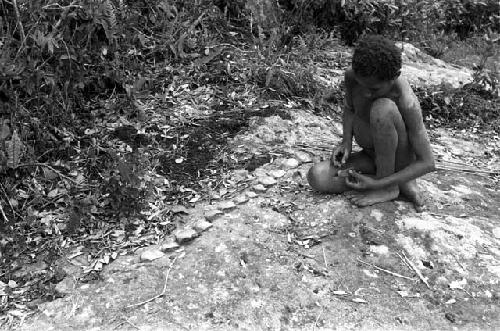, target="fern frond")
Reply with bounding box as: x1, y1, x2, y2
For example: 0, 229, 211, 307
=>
6, 130, 23, 169
96, 0, 117, 43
